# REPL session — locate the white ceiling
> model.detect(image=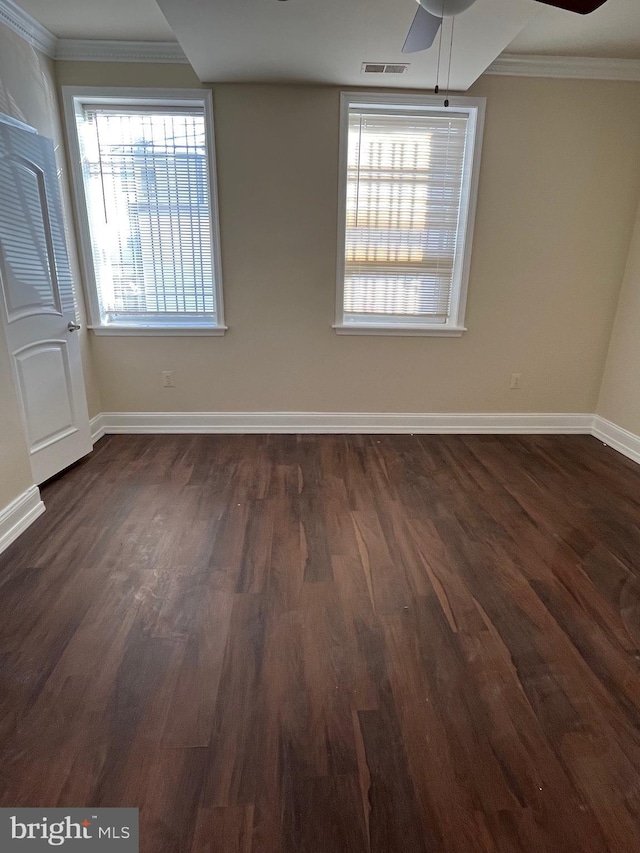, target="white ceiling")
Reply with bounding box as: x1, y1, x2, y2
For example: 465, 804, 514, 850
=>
509, 0, 640, 59
15, 0, 175, 41
154, 0, 536, 90
10, 0, 640, 85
